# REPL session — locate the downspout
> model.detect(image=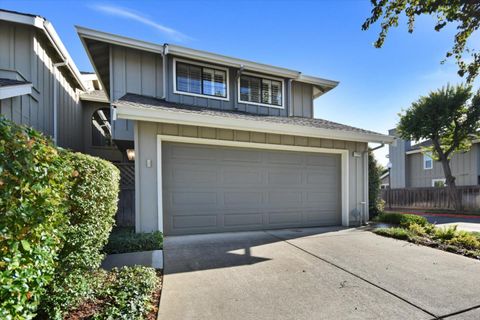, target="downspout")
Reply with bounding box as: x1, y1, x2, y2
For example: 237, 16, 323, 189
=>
162, 44, 168, 99
362, 142, 385, 224
53, 61, 67, 145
